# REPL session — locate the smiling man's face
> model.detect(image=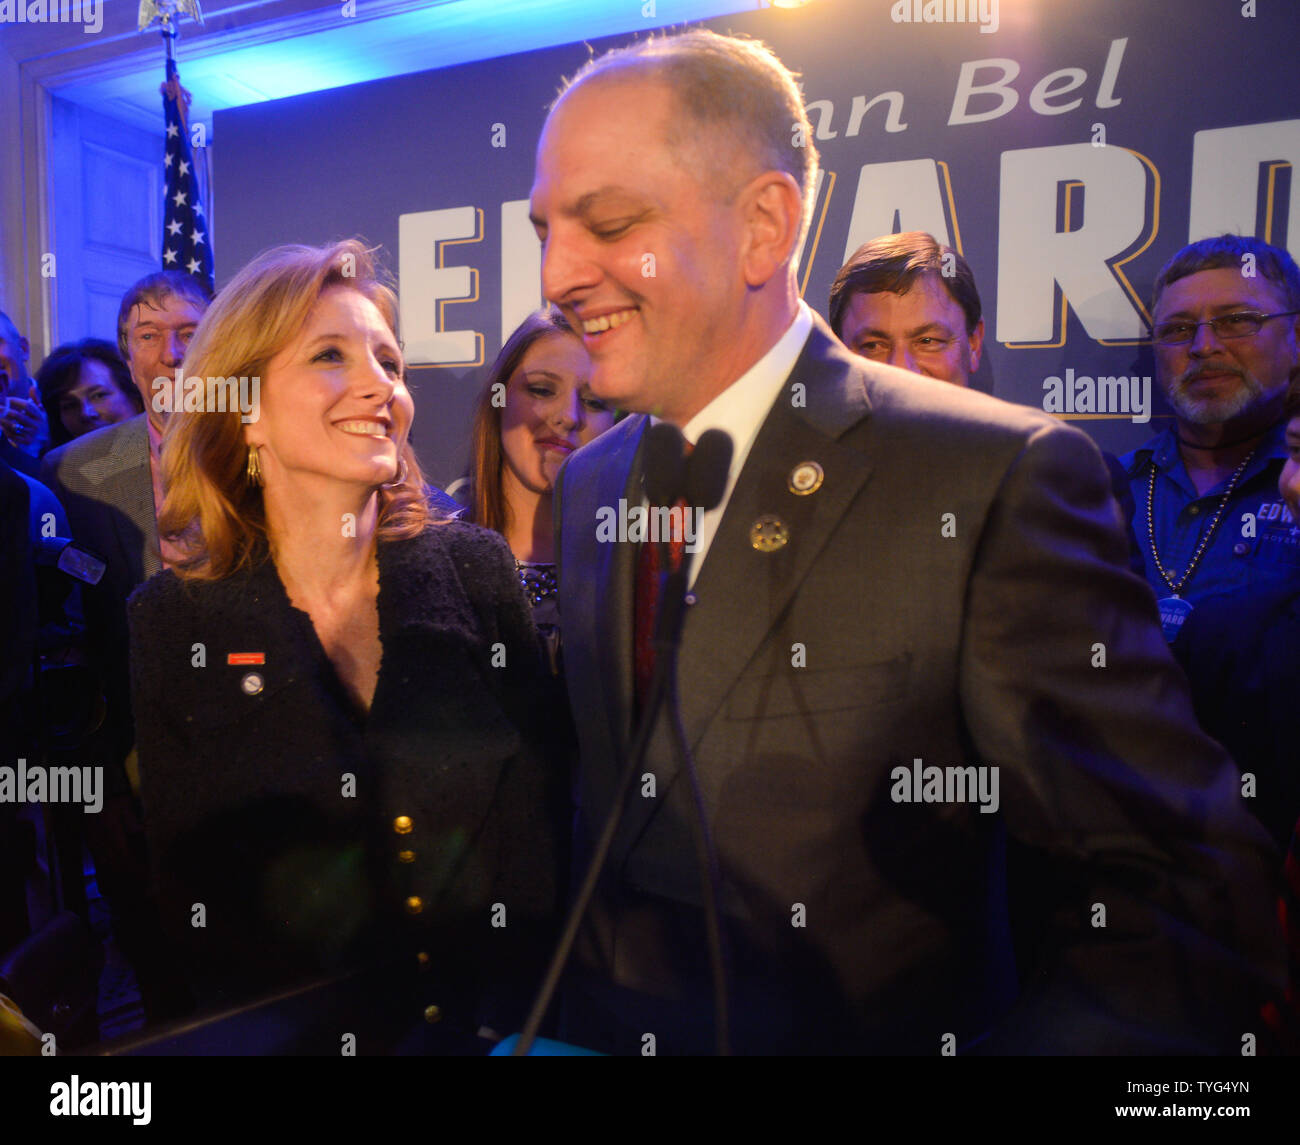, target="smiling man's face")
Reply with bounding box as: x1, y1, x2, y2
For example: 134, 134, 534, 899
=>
124, 293, 206, 417
529, 75, 755, 424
